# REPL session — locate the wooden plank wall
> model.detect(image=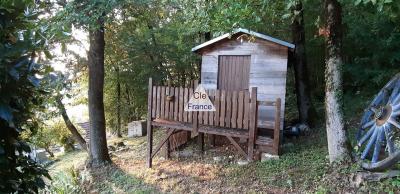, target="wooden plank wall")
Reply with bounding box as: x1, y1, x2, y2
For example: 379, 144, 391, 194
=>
200, 36, 288, 130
